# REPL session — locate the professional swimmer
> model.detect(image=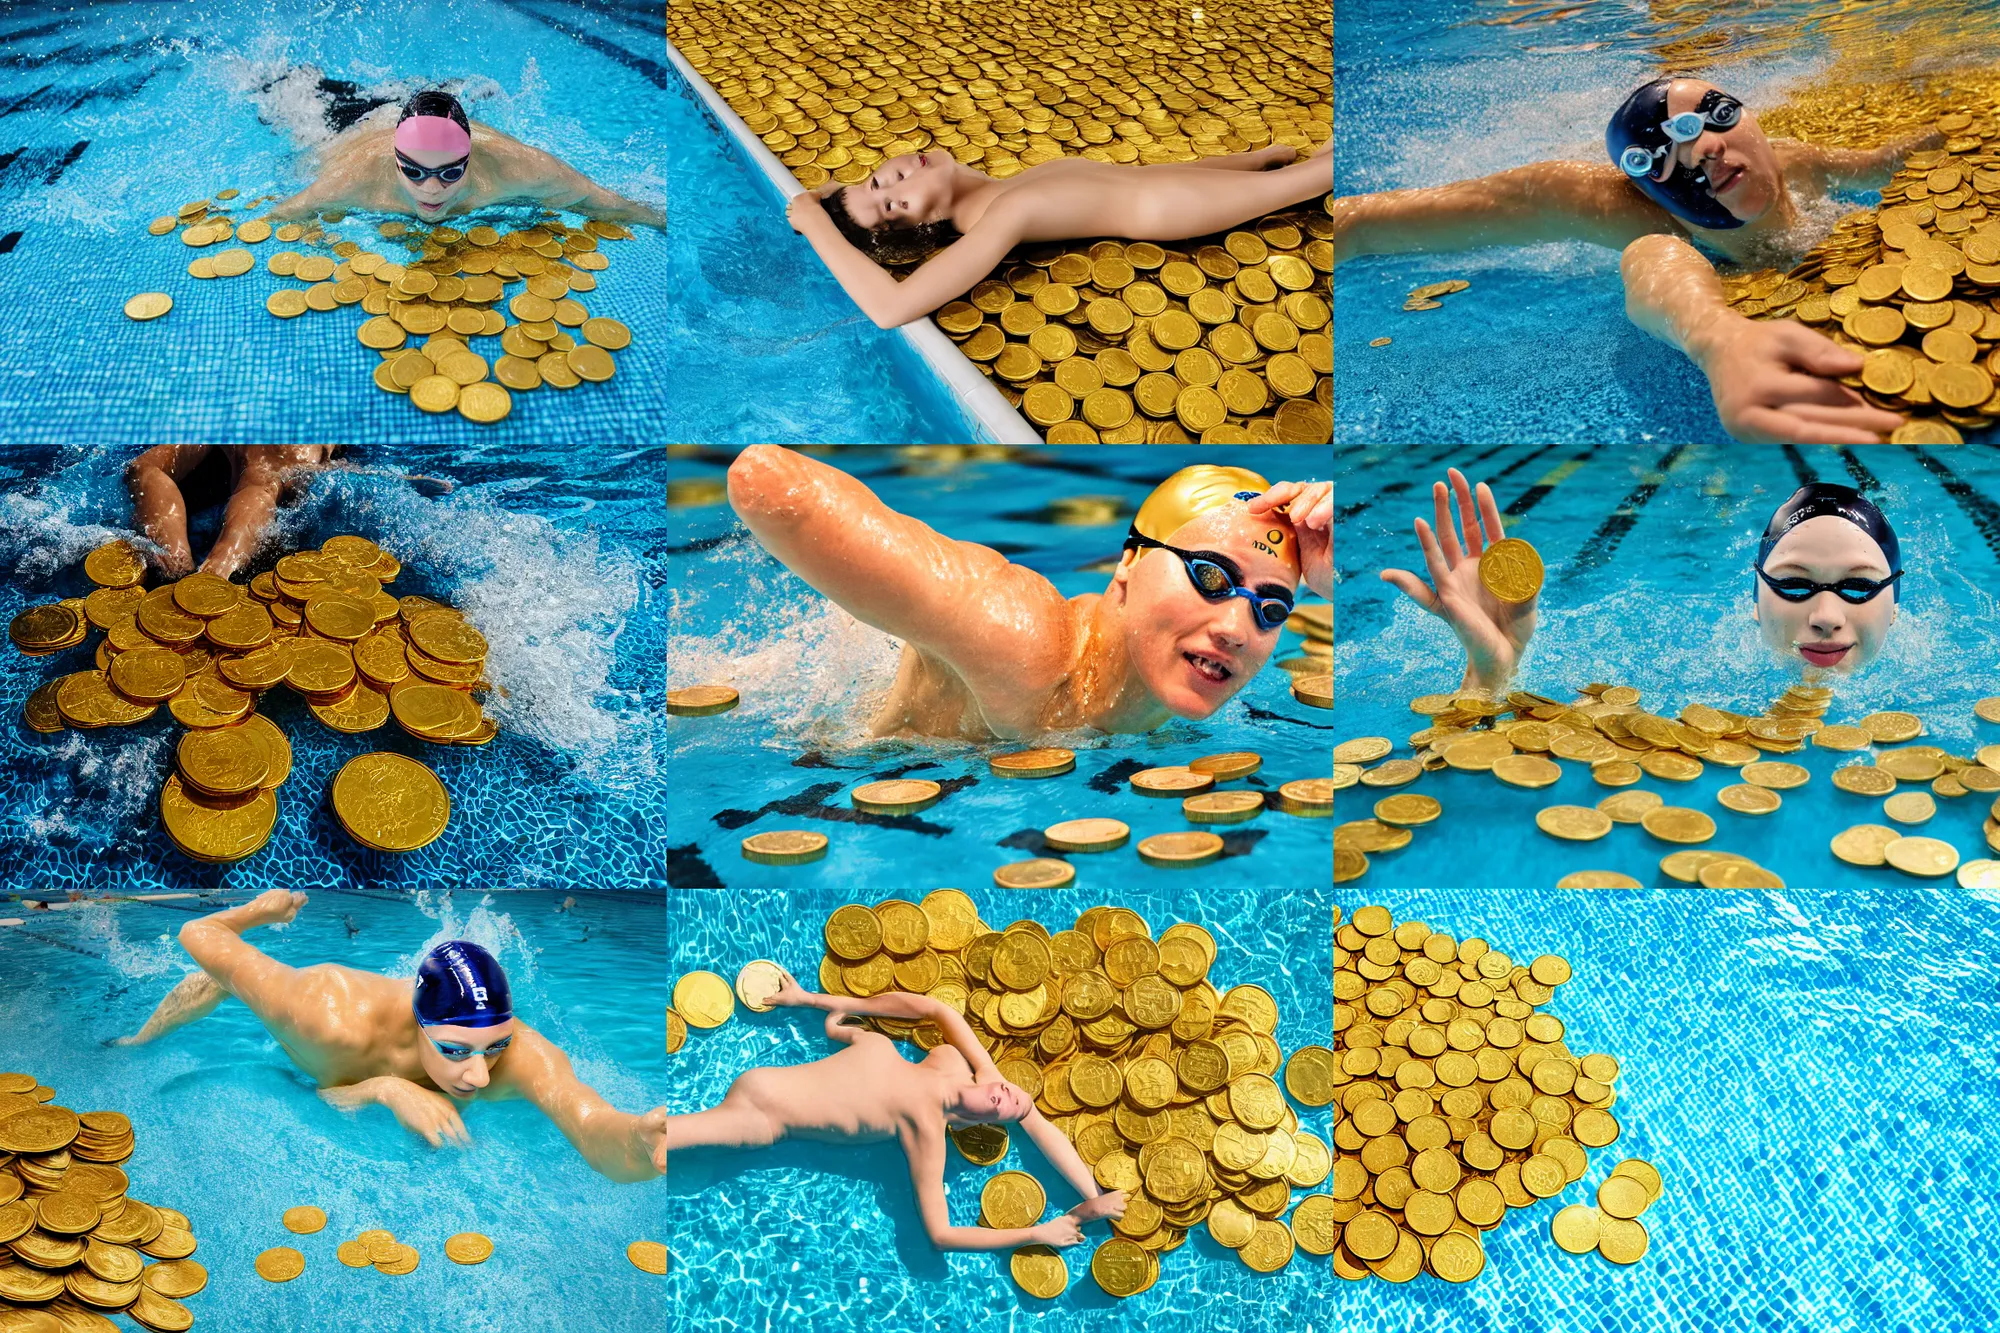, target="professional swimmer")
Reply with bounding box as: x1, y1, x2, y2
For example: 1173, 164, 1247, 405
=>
125, 446, 343, 580
663, 966, 1126, 1253
726, 449, 1332, 740
268, 89, 664, 229
1334, 75, 1946, 444
784, 144, 1330, 328
118, 890, 668, 1182
1378, 468, 1901, 692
